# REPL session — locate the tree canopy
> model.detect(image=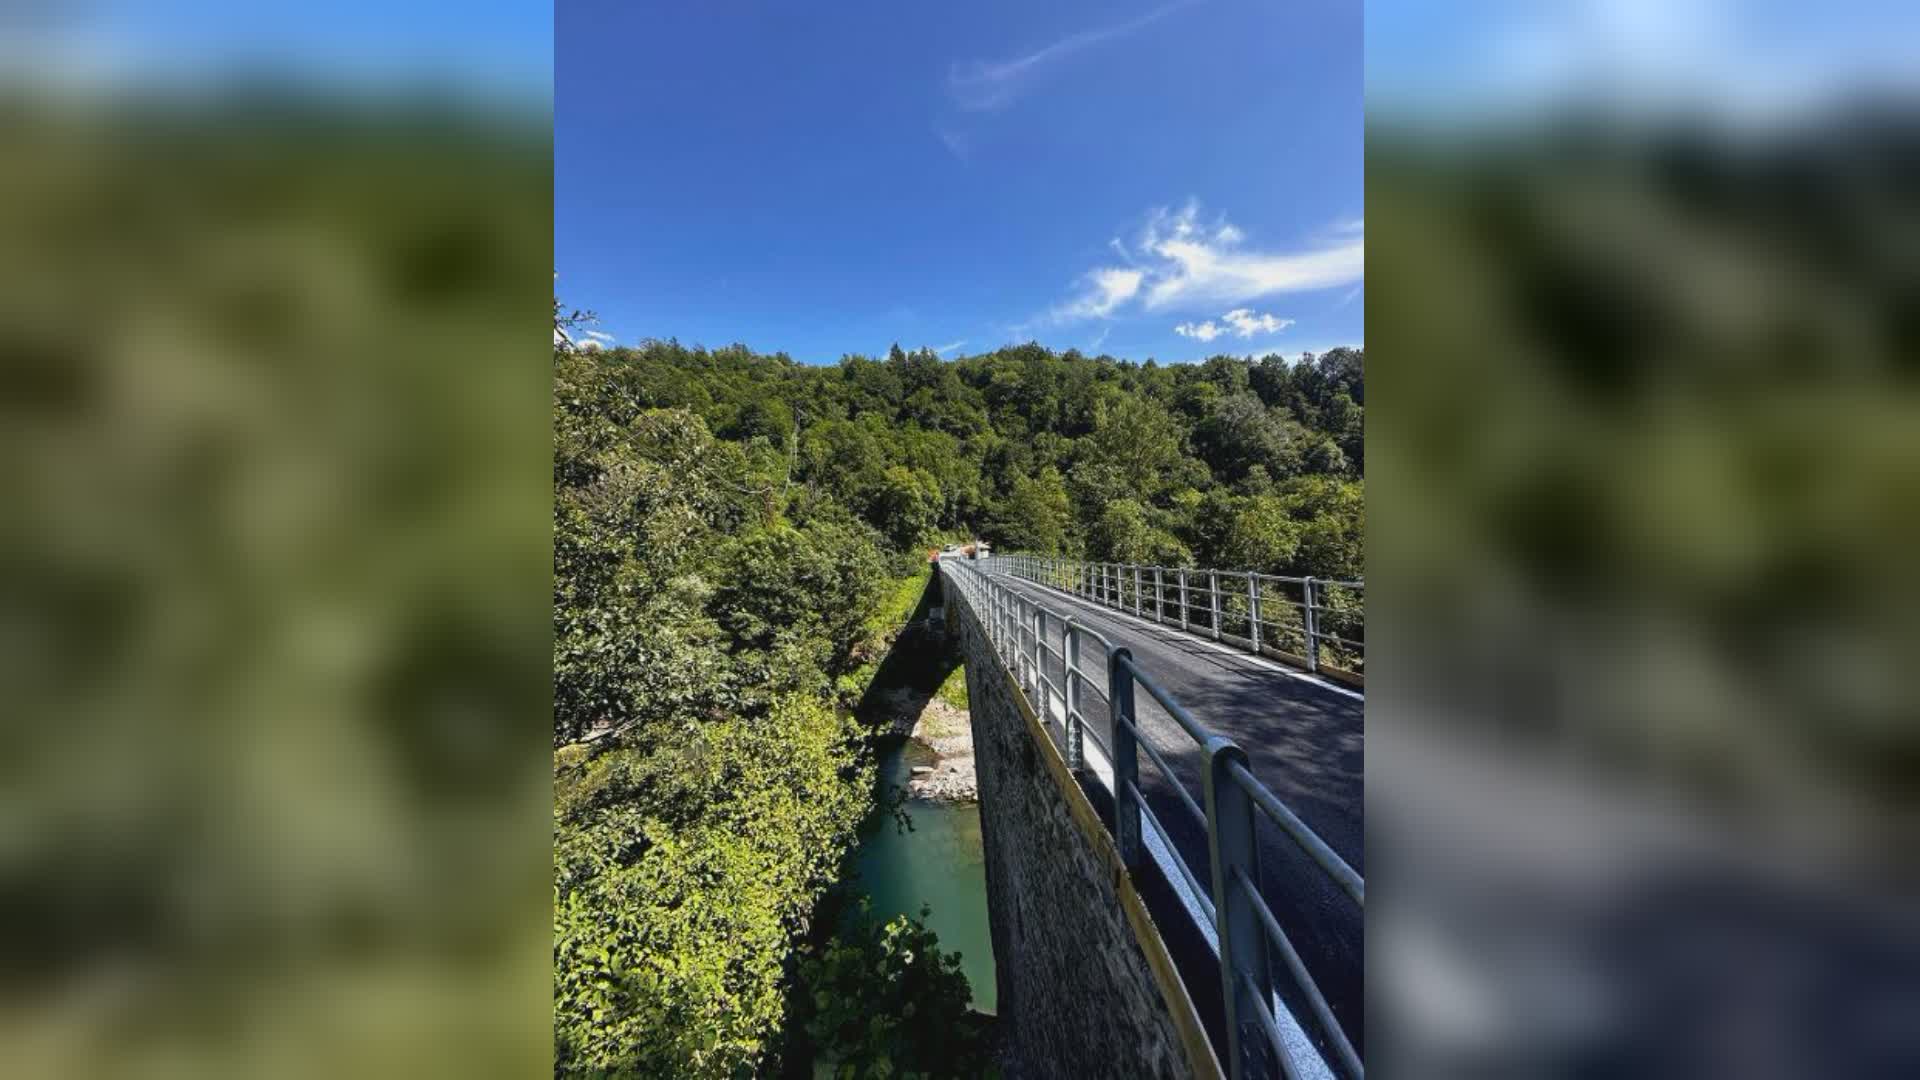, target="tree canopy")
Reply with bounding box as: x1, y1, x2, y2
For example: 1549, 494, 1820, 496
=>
552, 323, 1362, 1076
582, 336, 1365, 580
